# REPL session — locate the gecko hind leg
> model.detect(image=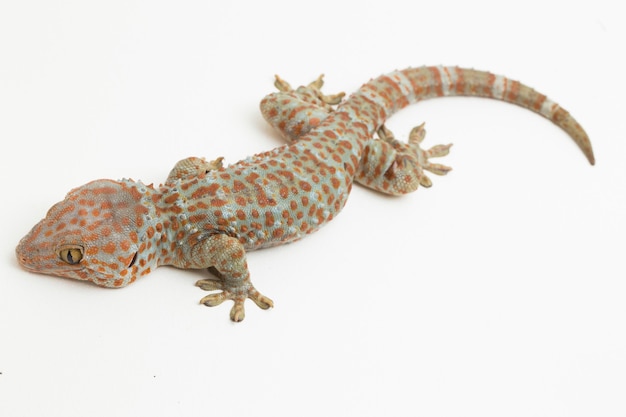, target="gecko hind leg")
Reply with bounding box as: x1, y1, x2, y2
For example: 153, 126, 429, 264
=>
261, 75, 345, 143
357, 123, 452, 194
379, 124, 453, 184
